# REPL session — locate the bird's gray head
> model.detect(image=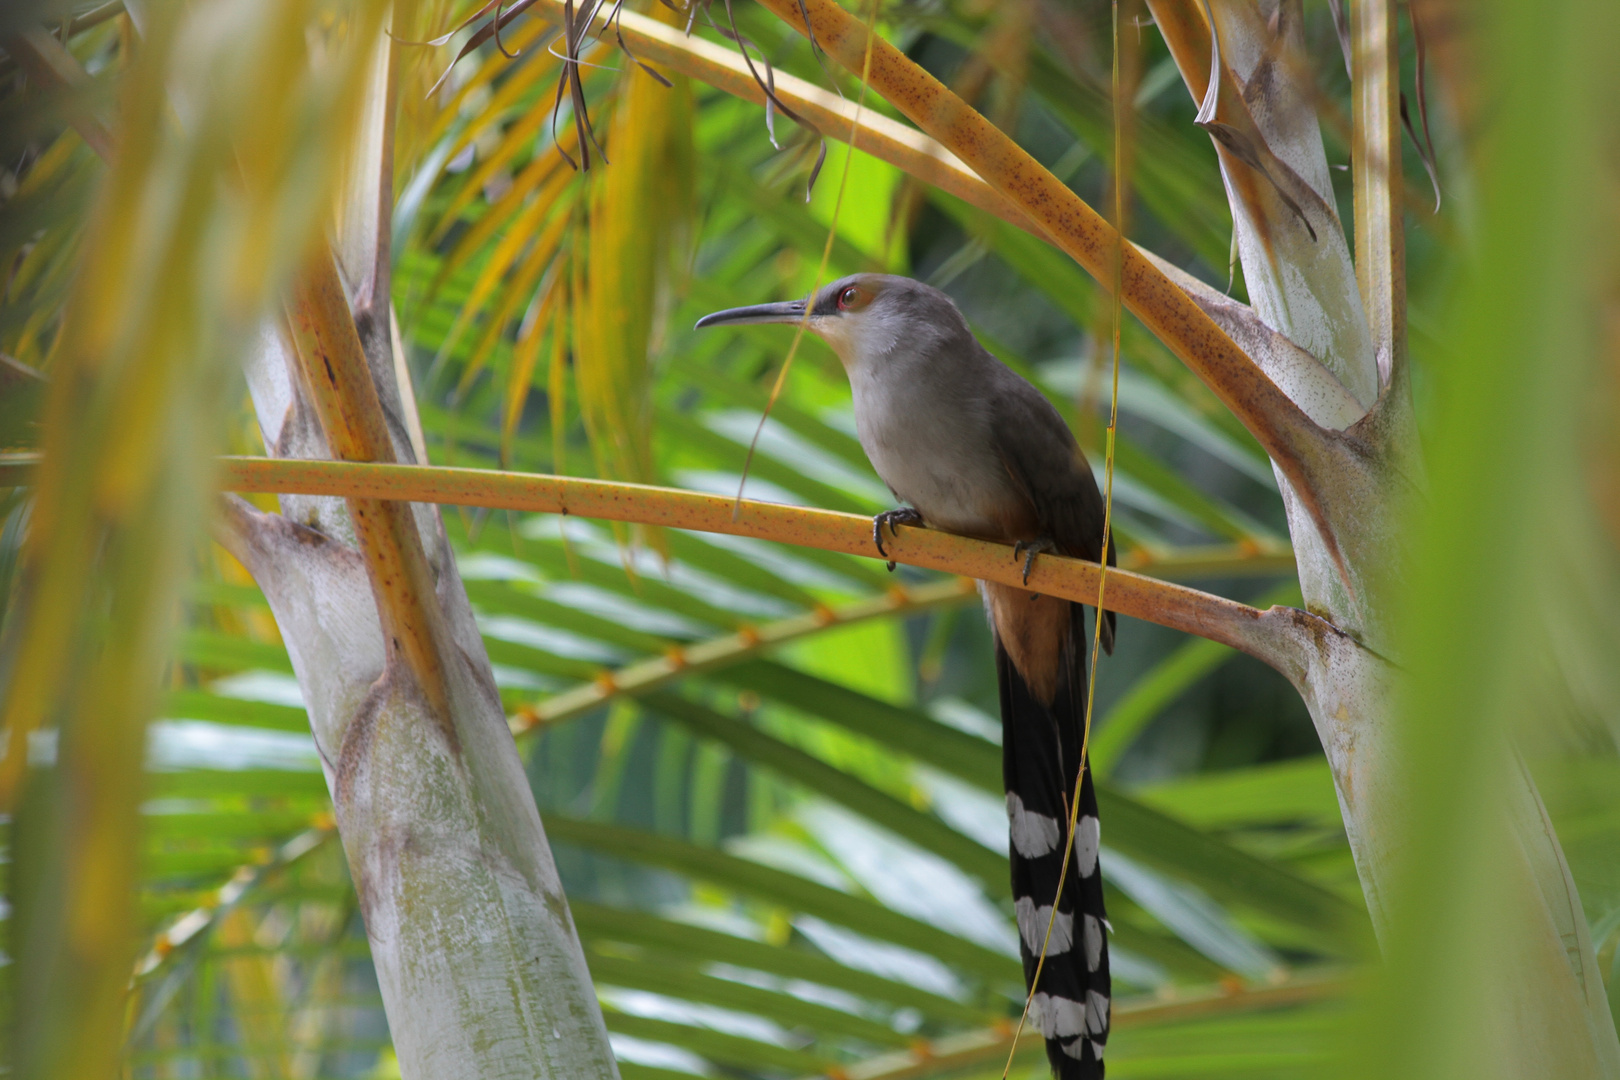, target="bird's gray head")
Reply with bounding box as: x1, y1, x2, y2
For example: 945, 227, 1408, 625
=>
694, 274, 970, 371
